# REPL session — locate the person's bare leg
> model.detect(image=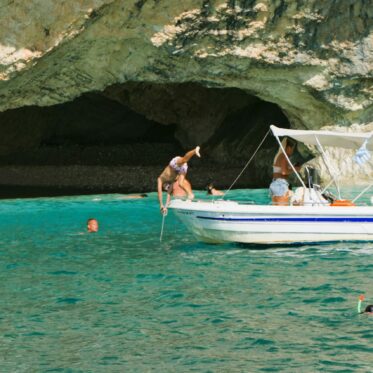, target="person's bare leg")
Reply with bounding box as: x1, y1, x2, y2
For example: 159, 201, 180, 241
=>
176, 146, 201, 165
178, 174, 194, 199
